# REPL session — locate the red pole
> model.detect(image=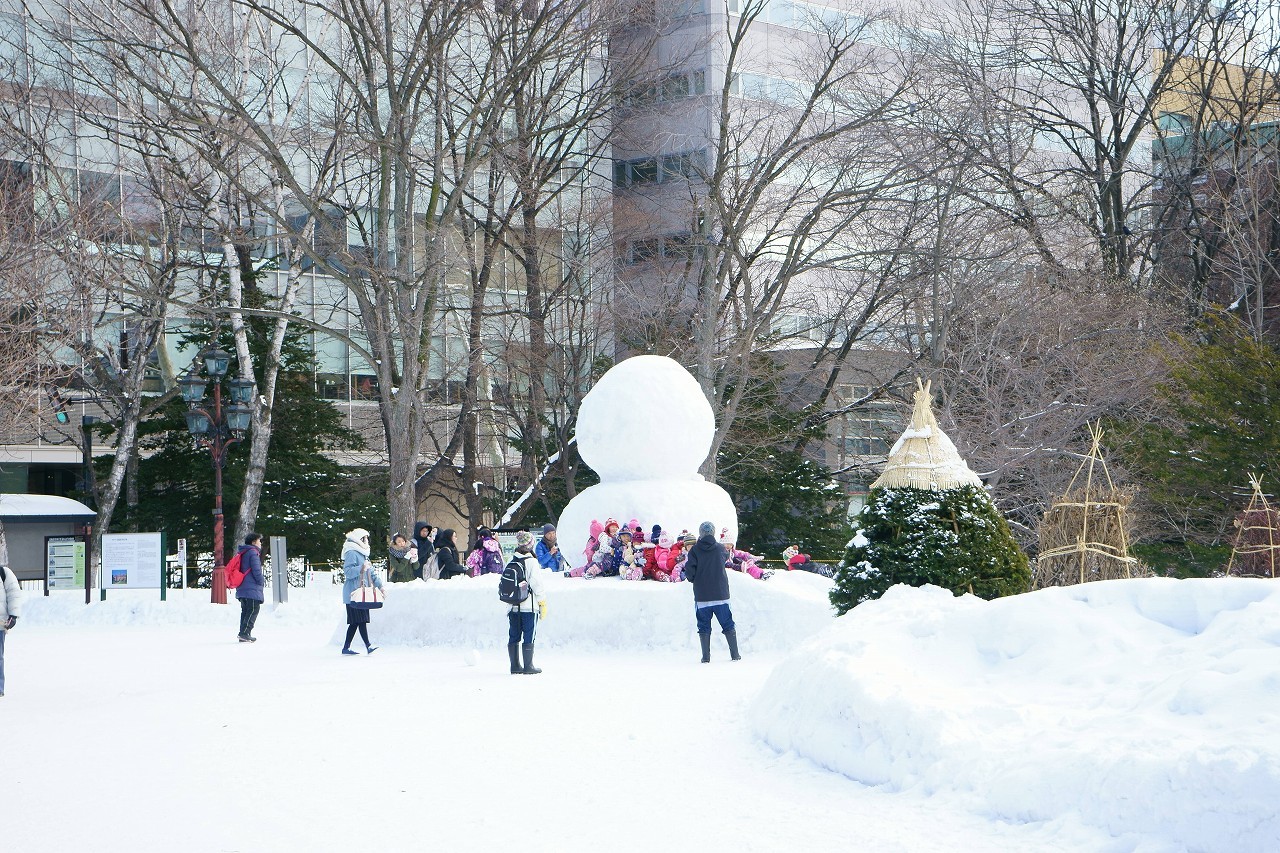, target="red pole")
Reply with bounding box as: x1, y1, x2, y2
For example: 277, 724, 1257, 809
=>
210, 381, 228, 605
